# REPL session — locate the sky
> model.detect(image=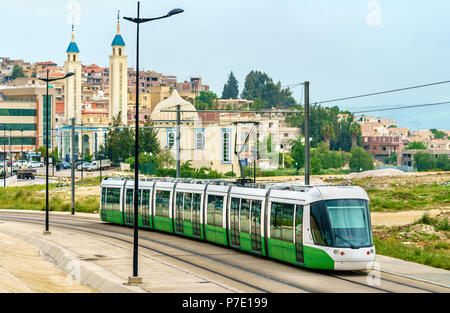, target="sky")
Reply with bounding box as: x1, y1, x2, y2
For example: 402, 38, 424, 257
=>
1, 0, 449, 130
